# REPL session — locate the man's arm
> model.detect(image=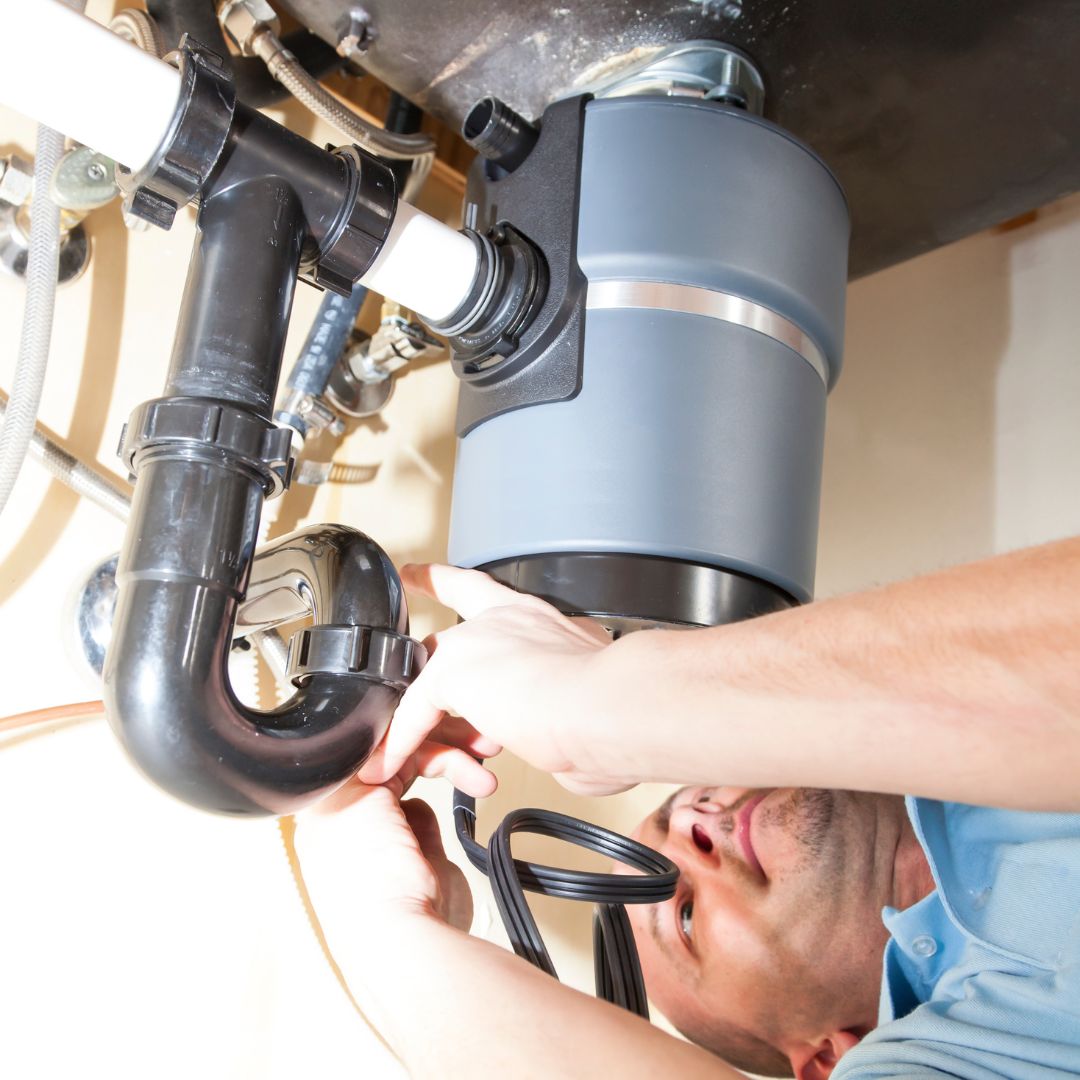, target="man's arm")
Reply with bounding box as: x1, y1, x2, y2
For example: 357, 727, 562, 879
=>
586, 536, 1080, 810
295, 783, 738, 1080
349, 917, 737, 1079
371, 537, 1080, 811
